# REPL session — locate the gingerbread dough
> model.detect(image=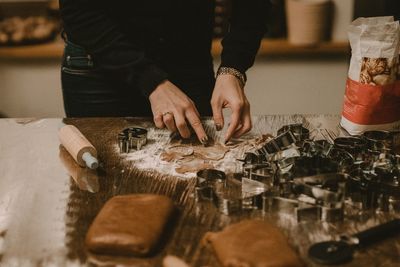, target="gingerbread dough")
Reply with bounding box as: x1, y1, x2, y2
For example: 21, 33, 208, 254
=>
160, 134, 272, 174
193, 143, 229, 160
162, 143, 228, 162
203, 220, 304, 267
175, 156, 214, 174
160, 135, 230, 173
161, 146, 194, 162
86, 194, 175, 256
